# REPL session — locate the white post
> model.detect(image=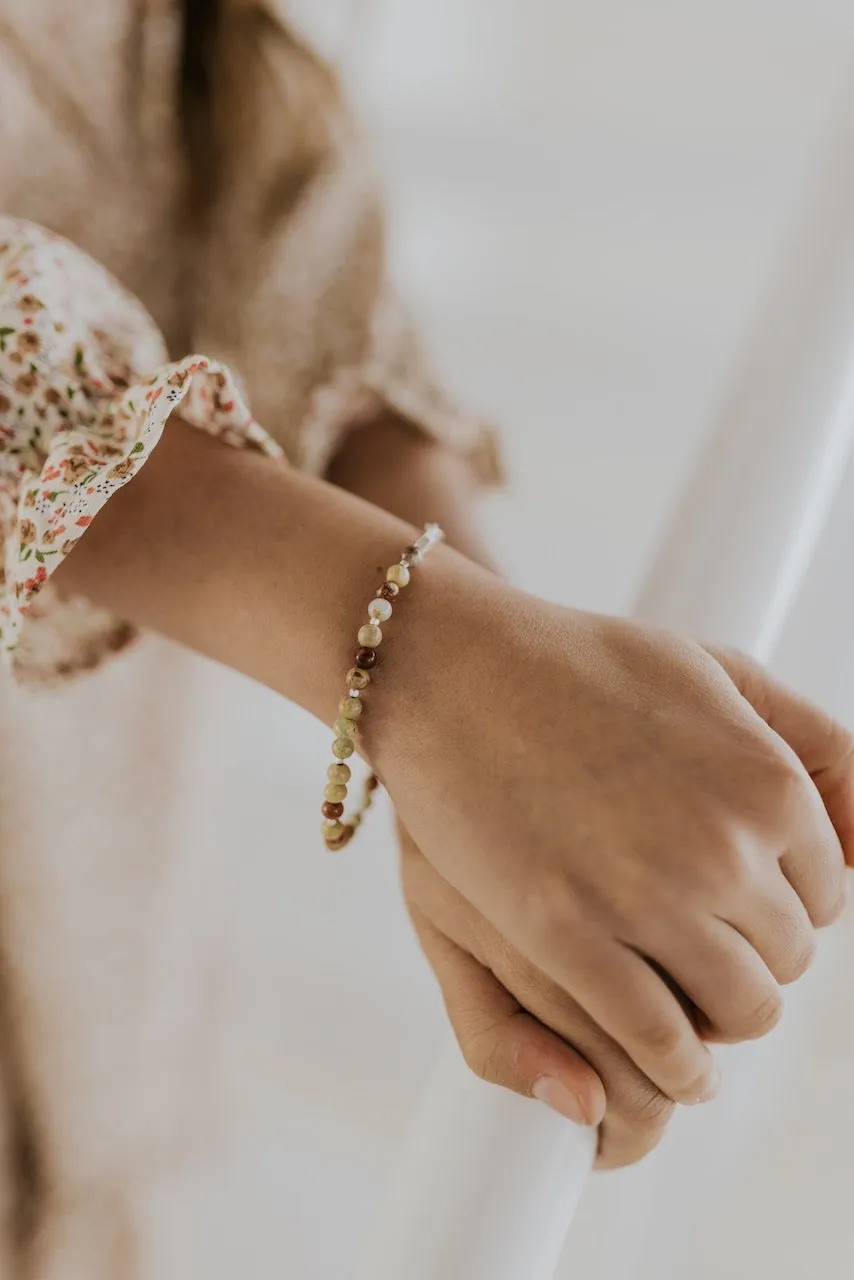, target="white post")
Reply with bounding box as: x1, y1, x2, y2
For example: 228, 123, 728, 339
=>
354, 1049, 595, 1280
355, 118, 854, 1280
634, 121, 854, 657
